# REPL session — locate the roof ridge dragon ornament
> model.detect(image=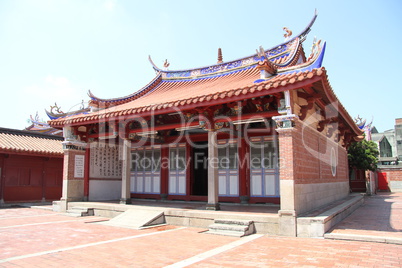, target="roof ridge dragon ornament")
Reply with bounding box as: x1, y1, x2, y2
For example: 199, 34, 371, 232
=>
283, 27, 292, 41
49, 102, 64, 114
